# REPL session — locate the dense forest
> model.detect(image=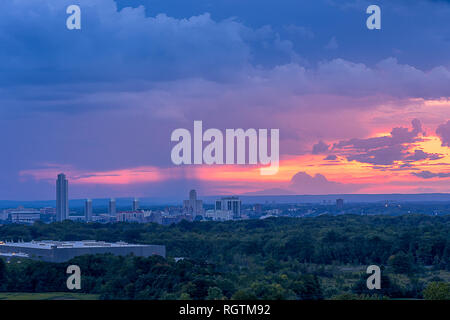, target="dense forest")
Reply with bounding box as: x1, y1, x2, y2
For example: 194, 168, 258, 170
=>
0, 214, 449, 299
